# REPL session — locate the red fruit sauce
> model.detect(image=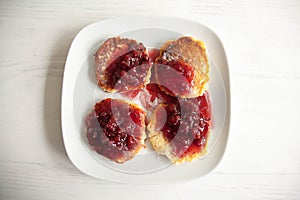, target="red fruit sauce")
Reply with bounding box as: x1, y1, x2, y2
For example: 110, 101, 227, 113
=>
155, 58, 195, 96
105, 48, 151, 92
120, 89, 141, 99
148, 48, 160, 62
119, 49, 160, 99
